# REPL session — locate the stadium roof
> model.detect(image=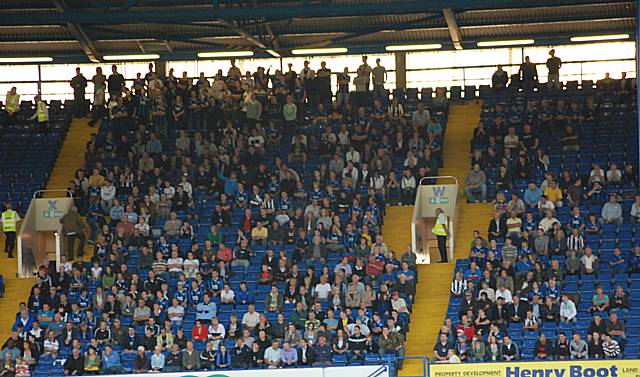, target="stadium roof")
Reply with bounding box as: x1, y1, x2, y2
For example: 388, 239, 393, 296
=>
0, 0, 635, 62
